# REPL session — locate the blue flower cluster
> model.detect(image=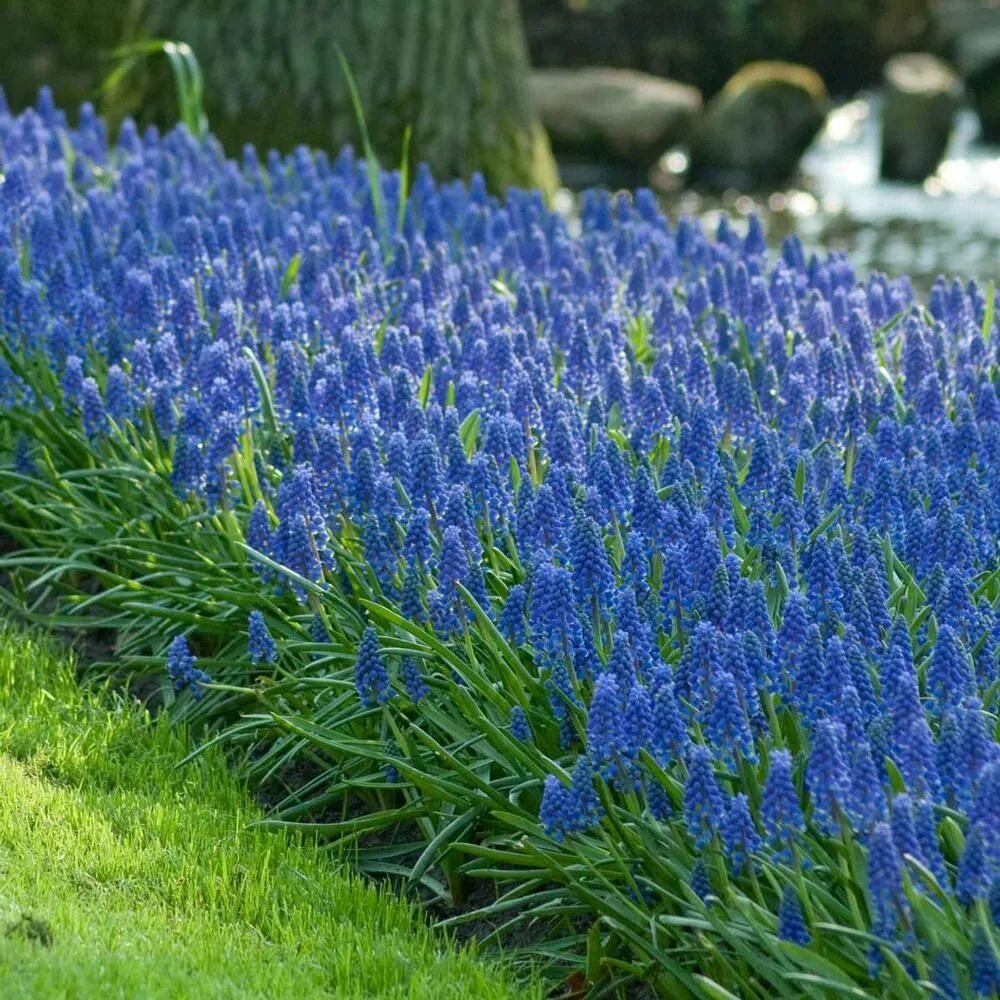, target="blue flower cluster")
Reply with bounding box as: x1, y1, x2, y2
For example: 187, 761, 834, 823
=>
165, 635, 211, 699
247, 610, 277, 665
2, 88, 1000, 968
